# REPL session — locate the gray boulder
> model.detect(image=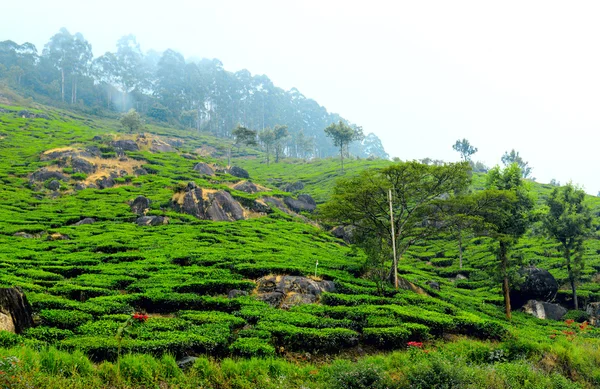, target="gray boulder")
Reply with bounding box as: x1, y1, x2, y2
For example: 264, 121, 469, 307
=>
283, 181, 304, 192
250, 200, 272, 214
284, 195, 316, 213
511, 266, 558, 308
228, 166, 249, 179
427, 281, 441, 291
331, 226, 355, 244
233, 181, 259, 193
205, 200, 229, 221
228, 289, 249, 299
193, 162, 215, 176
523, 300, 567, 321
214, 191, 245, 221
74, 183, 87, 191
47, 180, 61, 191
176, 356, 197, 370
255, 275, 335, 307
73, 218, 95, 226
31, 169, 67, 182
136, 216, 169, 226
112, 140, 139, 151
71, 157, 95, 174
96, 176, 115, 189
131, 196, 151, 216
587, 302, 600, 327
